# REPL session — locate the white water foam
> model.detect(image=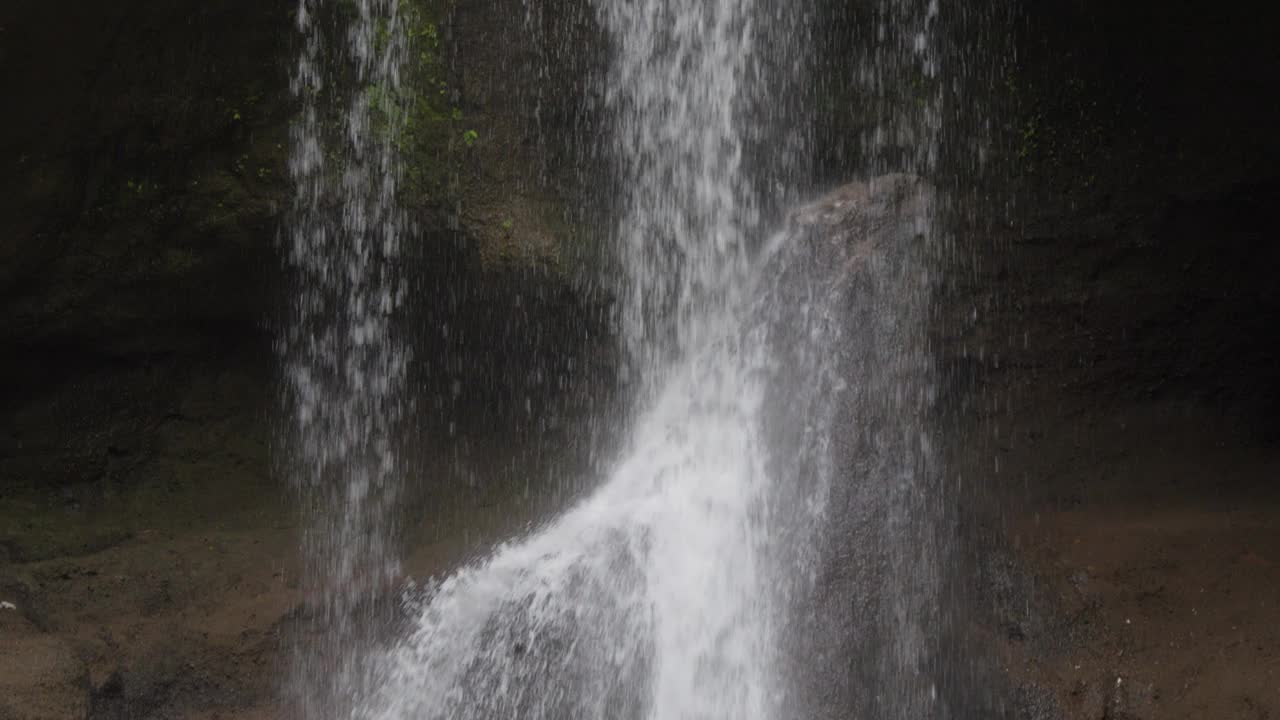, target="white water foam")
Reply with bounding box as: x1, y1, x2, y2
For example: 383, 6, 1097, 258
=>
360, 269, 802, 718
